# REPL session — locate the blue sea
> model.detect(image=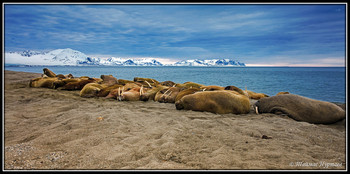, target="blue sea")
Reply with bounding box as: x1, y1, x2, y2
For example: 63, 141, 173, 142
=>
4, 66, 347, 103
